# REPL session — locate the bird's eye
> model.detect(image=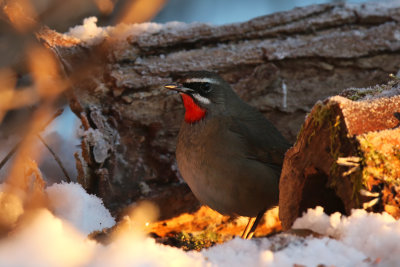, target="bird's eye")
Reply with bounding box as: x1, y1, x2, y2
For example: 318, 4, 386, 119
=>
202, 83, 212, 94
